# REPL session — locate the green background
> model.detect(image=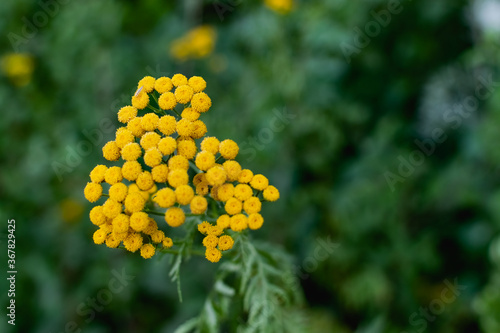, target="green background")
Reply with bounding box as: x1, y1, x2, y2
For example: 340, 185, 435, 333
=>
1, 0, 500, 332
